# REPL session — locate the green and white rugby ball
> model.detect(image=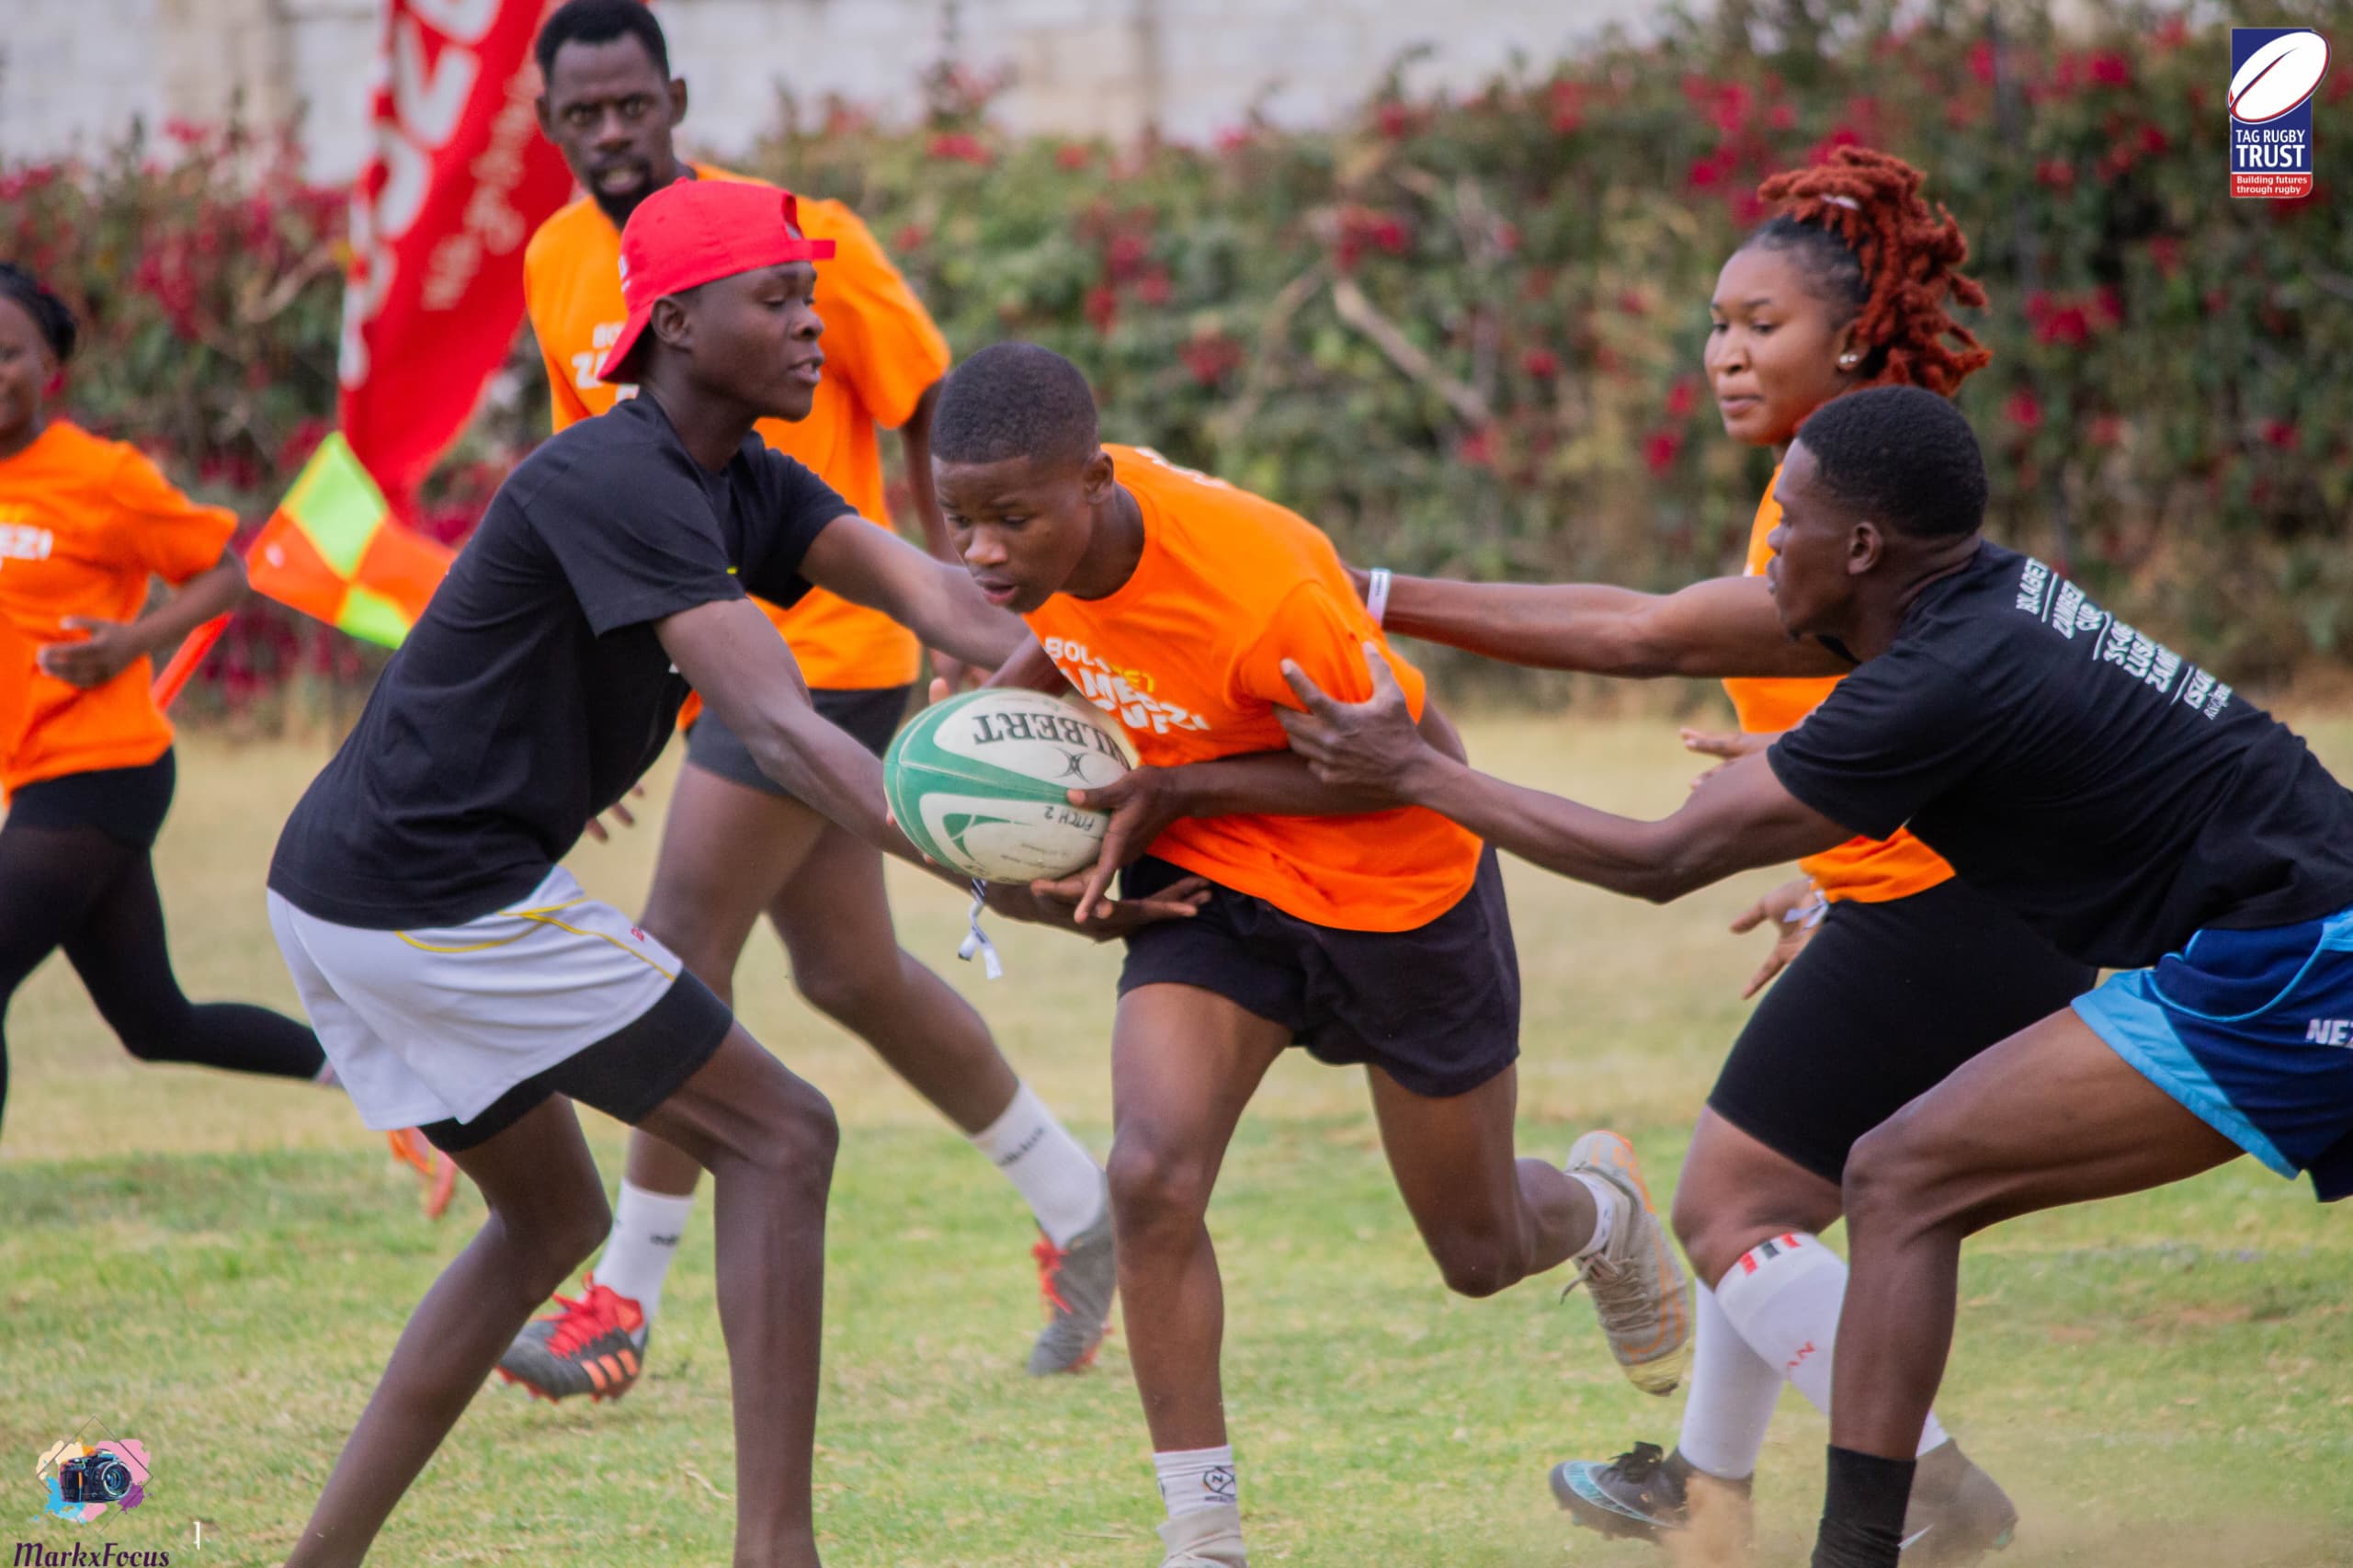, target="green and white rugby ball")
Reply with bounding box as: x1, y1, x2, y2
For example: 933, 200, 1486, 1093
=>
884, 688, 1137, 882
